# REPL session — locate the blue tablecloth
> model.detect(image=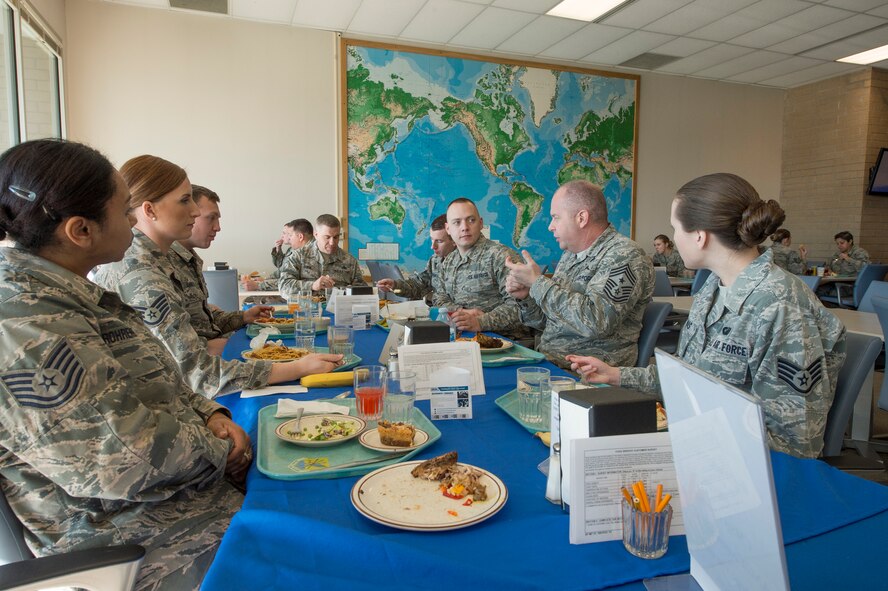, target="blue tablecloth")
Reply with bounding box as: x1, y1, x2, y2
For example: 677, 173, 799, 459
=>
202, 326, 888, 590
